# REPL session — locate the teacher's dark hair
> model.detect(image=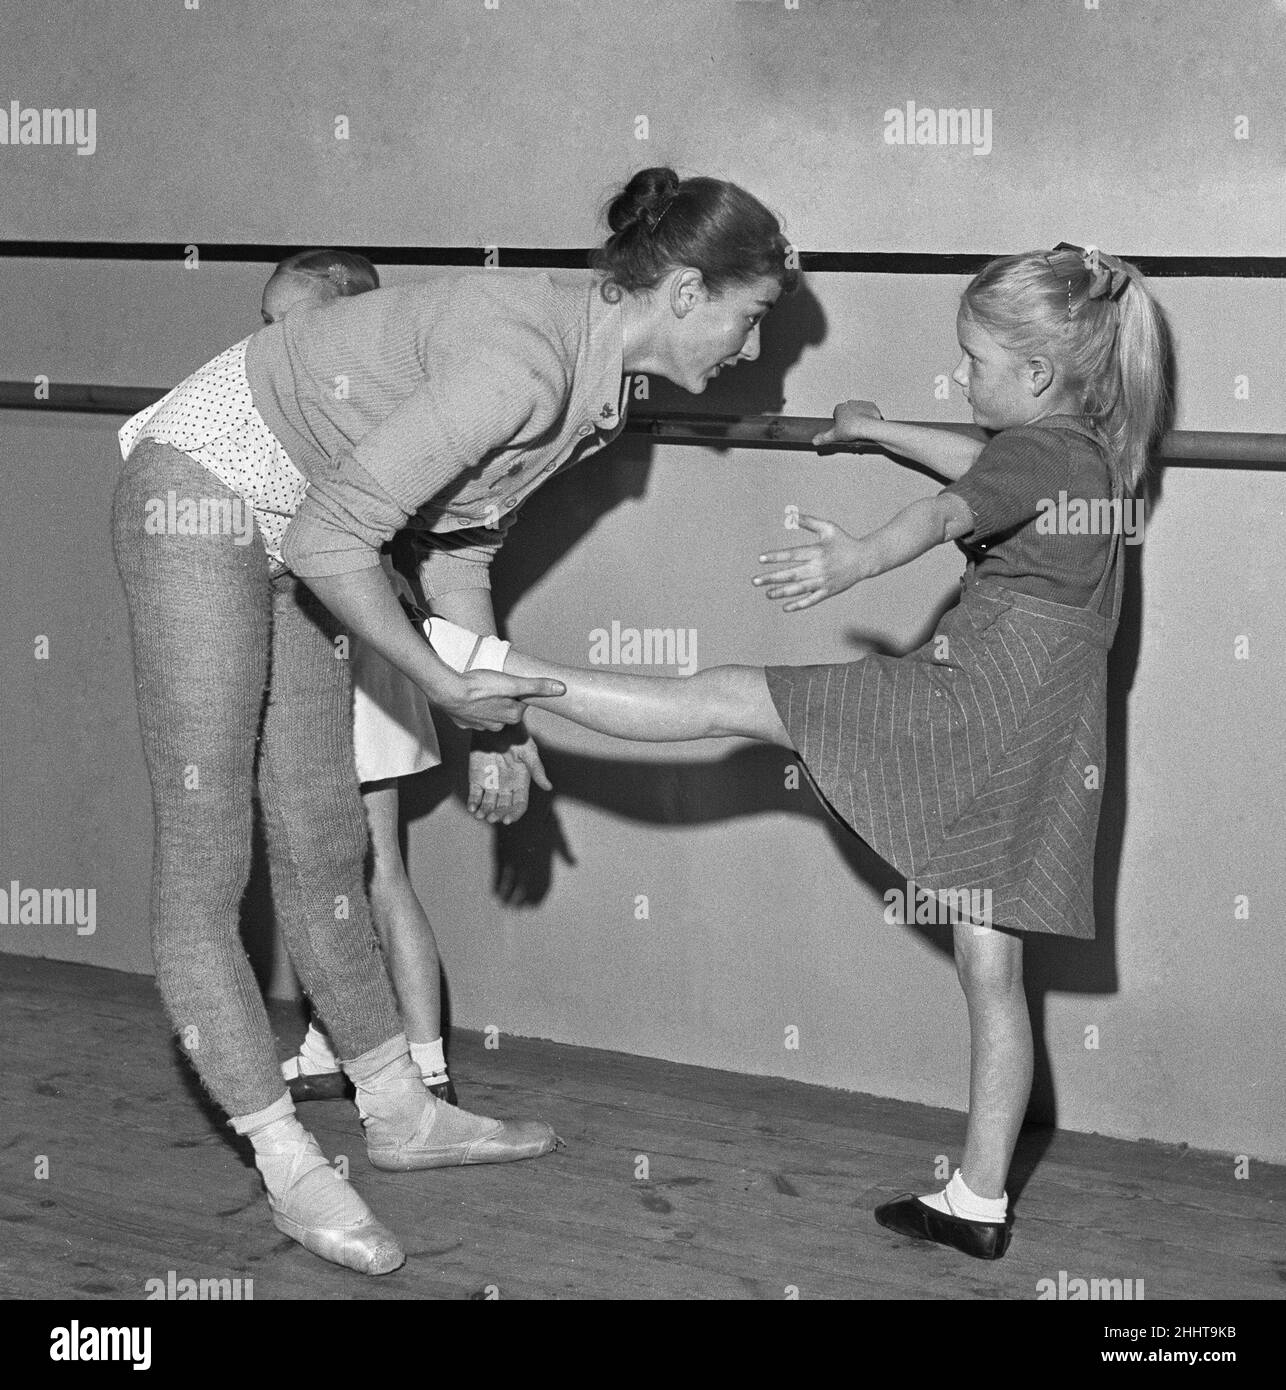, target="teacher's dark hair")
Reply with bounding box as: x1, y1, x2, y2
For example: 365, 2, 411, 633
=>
593, 167, 798, 301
